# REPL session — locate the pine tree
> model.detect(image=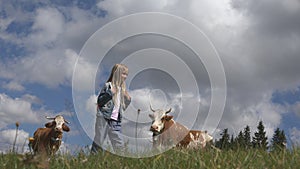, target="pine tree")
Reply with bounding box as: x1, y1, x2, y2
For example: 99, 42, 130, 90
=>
271, 128, 287, 151
216, 128, 230, 150
252, 120, 268, 150
230, 134, 235, 150
235, 130, 245, 149
244, 125, 252, 149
